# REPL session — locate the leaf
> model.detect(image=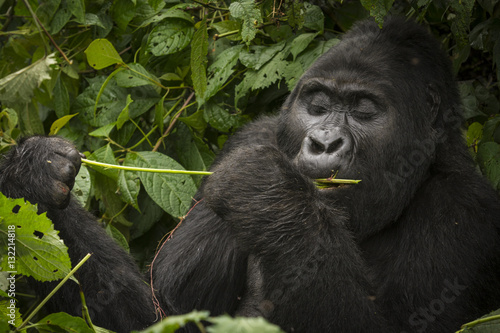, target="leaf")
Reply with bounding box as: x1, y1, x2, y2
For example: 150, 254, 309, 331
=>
118, 153, 141, 211
239, 41, 286, 70
105, 224, 129, 252
36, 312, 93, 333
115, 63, 160, 90
207, 315, 284, 333
0, 299, 22, 328
127, 152, 197, 218
147, 20, 194, 56
0, 193, 72, 281
117, 95, 133, 130
290, 33, 319, 61
50, 1, 72, 34
140, 7, 194, 28
111, 0, 136, 30
303, 3, 324, 32
72, 165, 91, 208
229, 0, 262, 45
0, 54, 57, 105
360, 0, 394, 28
460, 308, 500, 332
204, 102, 246, 133
191, 20, 208, 106
89, 122, 116, 138
49, 113, 79, 135
67, 0, 85, 23
139, 311, 210, 333
477, 142, 500, 191
85, 39, 124, 70
53, 74, 70, 118
212, 20, 241, 41
205, 45, 244, 101
88, 144, 119, 180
